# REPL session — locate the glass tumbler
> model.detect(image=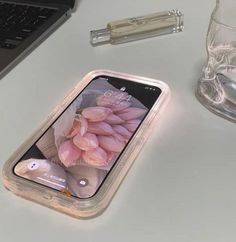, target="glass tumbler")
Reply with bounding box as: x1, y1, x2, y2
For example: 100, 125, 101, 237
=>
196, 0, 236, 122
